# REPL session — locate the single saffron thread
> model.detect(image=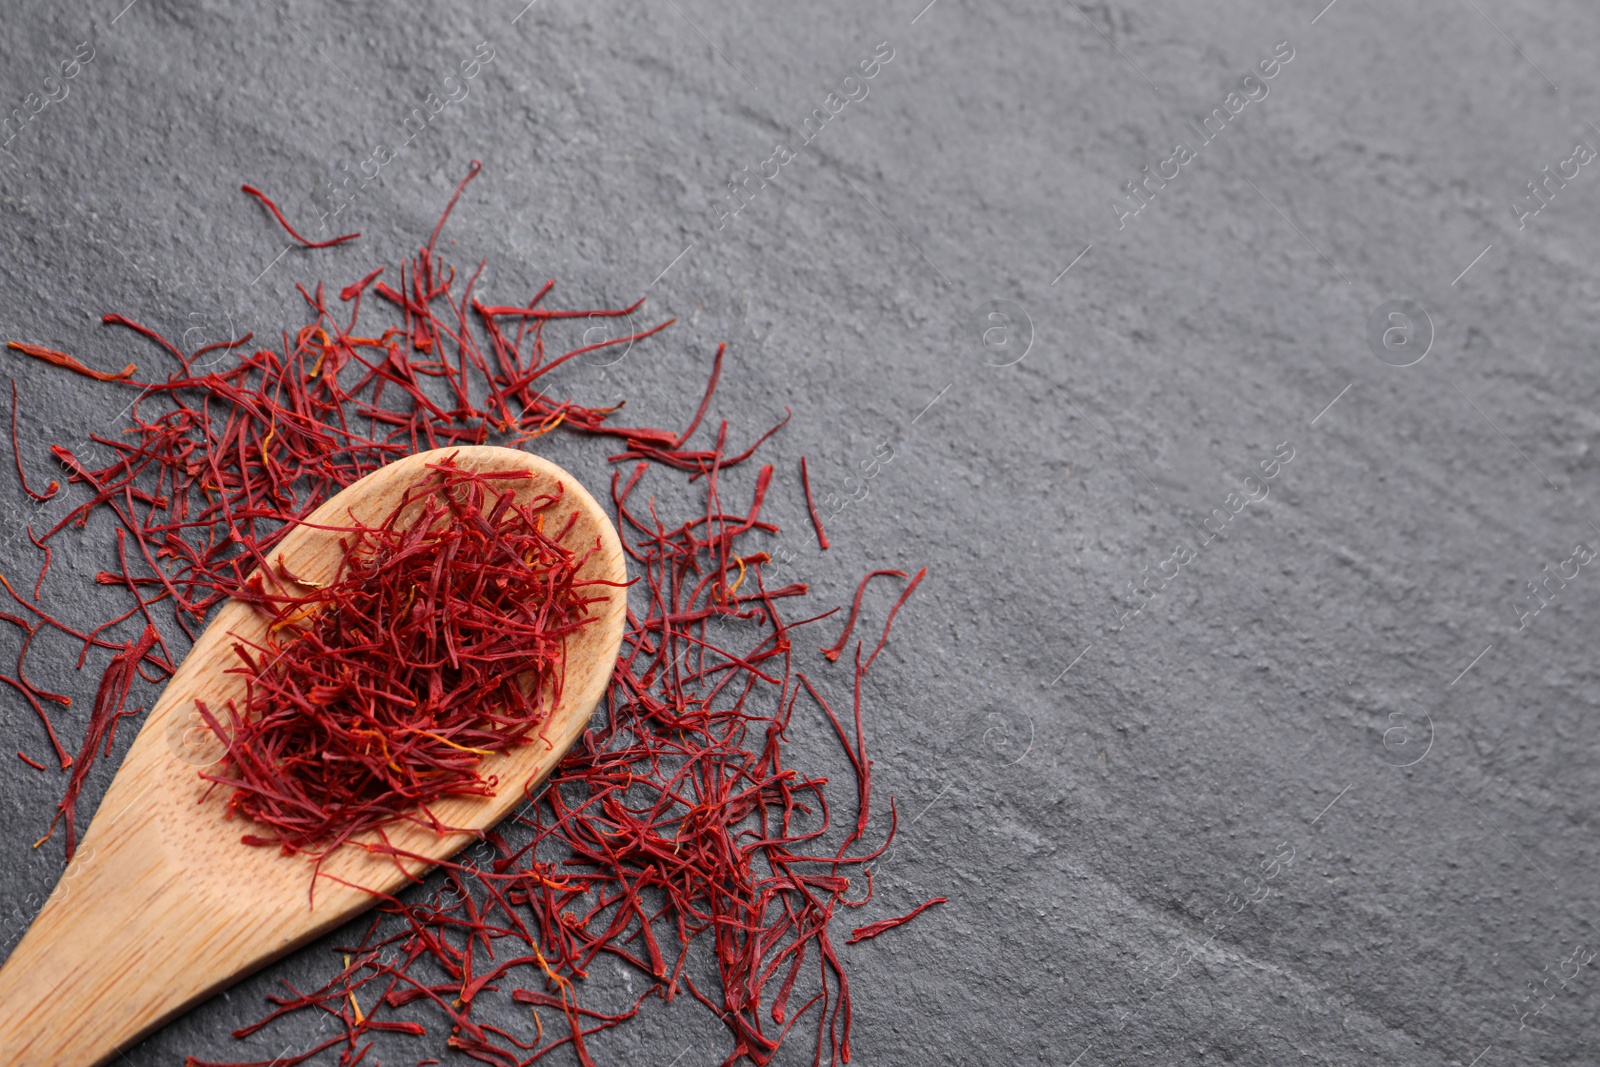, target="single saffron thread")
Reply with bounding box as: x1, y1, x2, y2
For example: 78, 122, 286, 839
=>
801, 455, 829, 550
7, 341, 135, 382
10, 383, 58, 502
240, 183, 360, 249
820, 569, 908, 662
845, 896, 947, 944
